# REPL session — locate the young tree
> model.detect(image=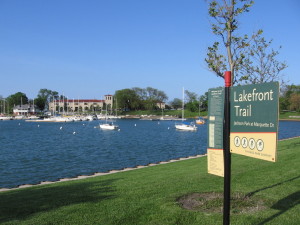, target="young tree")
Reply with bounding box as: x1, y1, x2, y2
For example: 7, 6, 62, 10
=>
239, 36, 287, 85
205, 0, 286, 85
206, 0, 256, 84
